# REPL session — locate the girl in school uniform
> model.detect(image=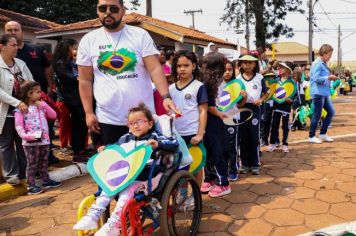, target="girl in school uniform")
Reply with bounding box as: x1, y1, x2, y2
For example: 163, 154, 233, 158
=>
236, 55, 268, 175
